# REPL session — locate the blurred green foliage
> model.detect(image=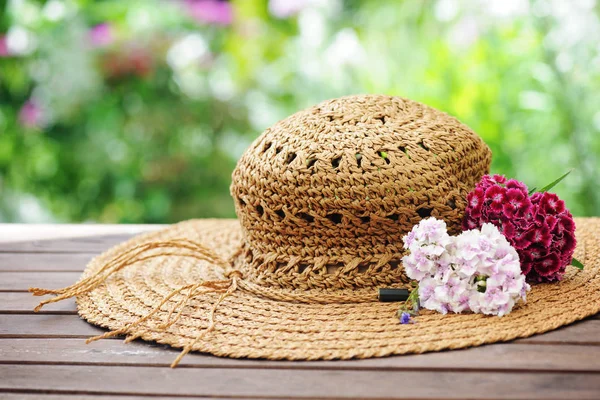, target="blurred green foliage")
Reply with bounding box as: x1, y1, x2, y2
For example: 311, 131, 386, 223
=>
1, 0, 599, 223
